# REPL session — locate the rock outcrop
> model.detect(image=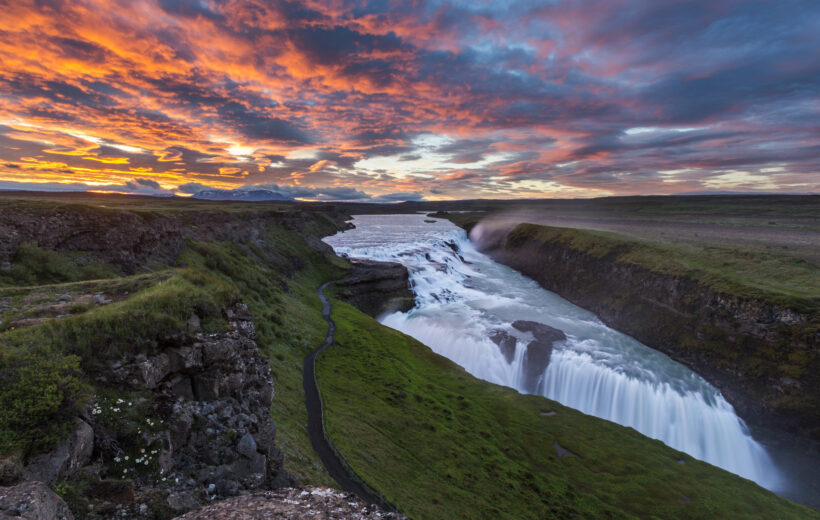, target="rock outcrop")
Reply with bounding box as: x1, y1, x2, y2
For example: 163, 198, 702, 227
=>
21, 418, 94, 486
5, 303, 294, 518
0, 481, 73, 520
334, 260, 415, 317
512, 321, 566, 393
98, 303, 292, 514
489, 330, 516, 363
172, 486, 406, 520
